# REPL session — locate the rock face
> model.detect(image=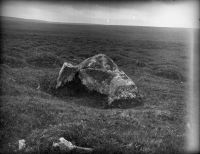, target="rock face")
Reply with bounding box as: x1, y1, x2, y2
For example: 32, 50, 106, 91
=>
56, 54, 140, 105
